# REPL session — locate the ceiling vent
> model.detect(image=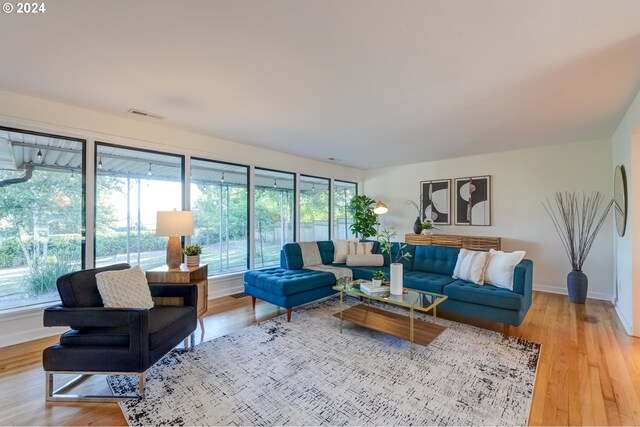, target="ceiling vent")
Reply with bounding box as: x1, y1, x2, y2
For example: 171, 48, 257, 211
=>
127, 109, 164, 120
